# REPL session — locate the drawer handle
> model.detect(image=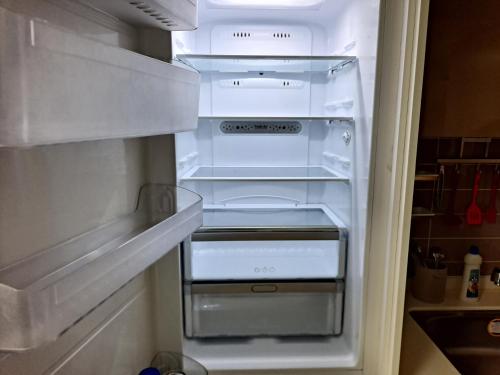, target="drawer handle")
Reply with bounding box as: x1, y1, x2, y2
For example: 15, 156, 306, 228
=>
251, 285, 278, 293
